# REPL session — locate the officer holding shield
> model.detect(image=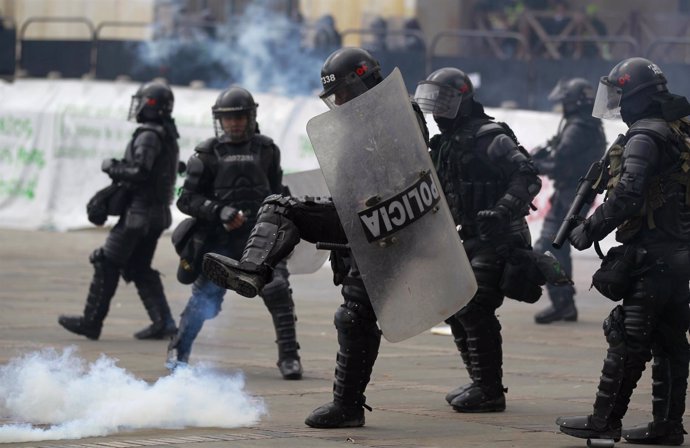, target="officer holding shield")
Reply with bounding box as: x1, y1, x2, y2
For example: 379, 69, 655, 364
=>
202, 47, 431, 429
414, 67, 542, 412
